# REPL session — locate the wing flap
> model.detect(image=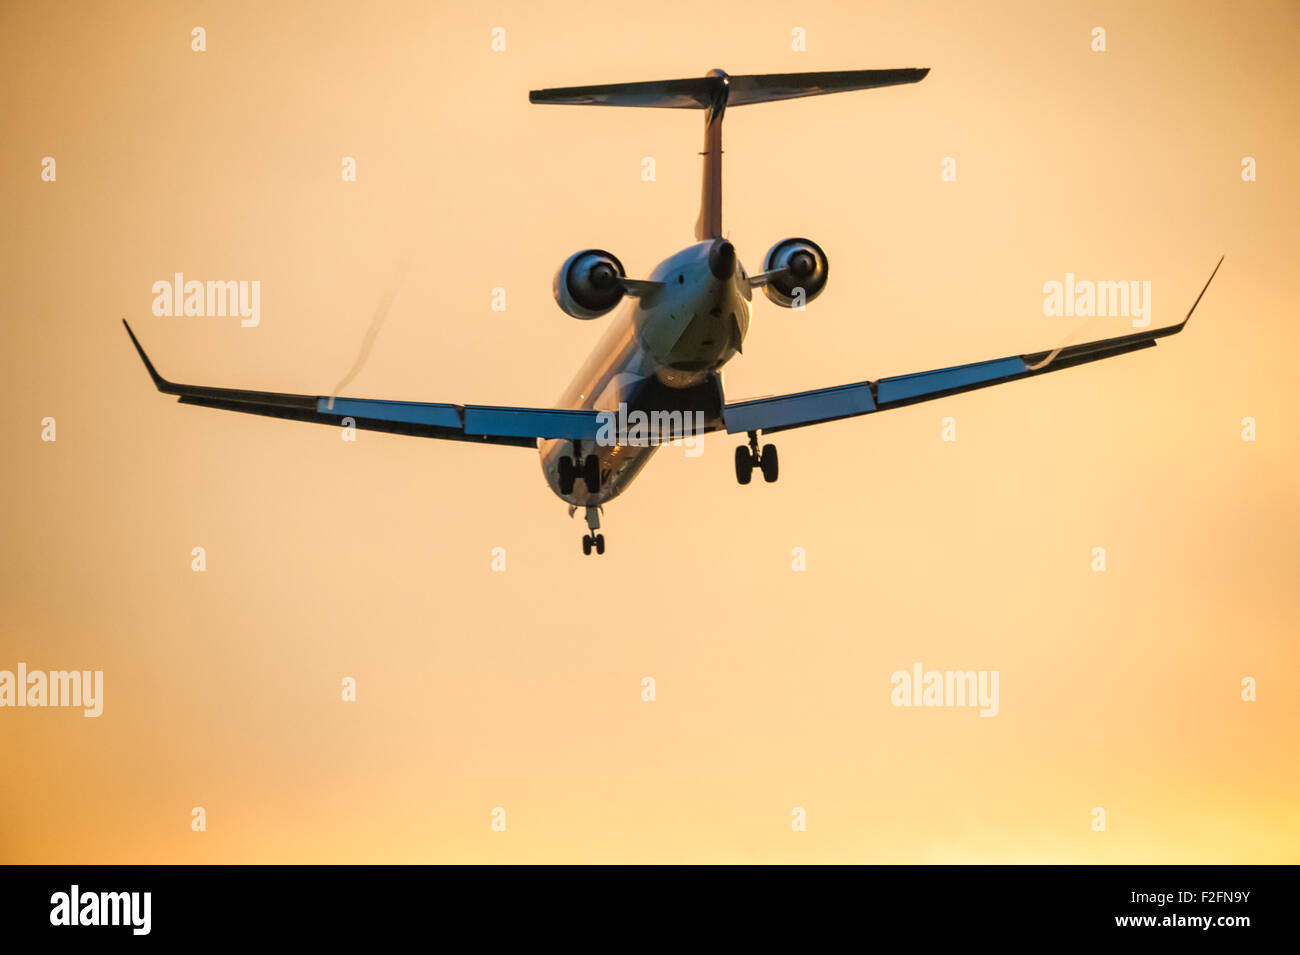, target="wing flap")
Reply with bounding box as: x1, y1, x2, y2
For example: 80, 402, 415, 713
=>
463, 406, 600, 440
723, 382, 875, 434
178, 393, 528, 445
317, 396, 462, 428
876, 356, 1026, 405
